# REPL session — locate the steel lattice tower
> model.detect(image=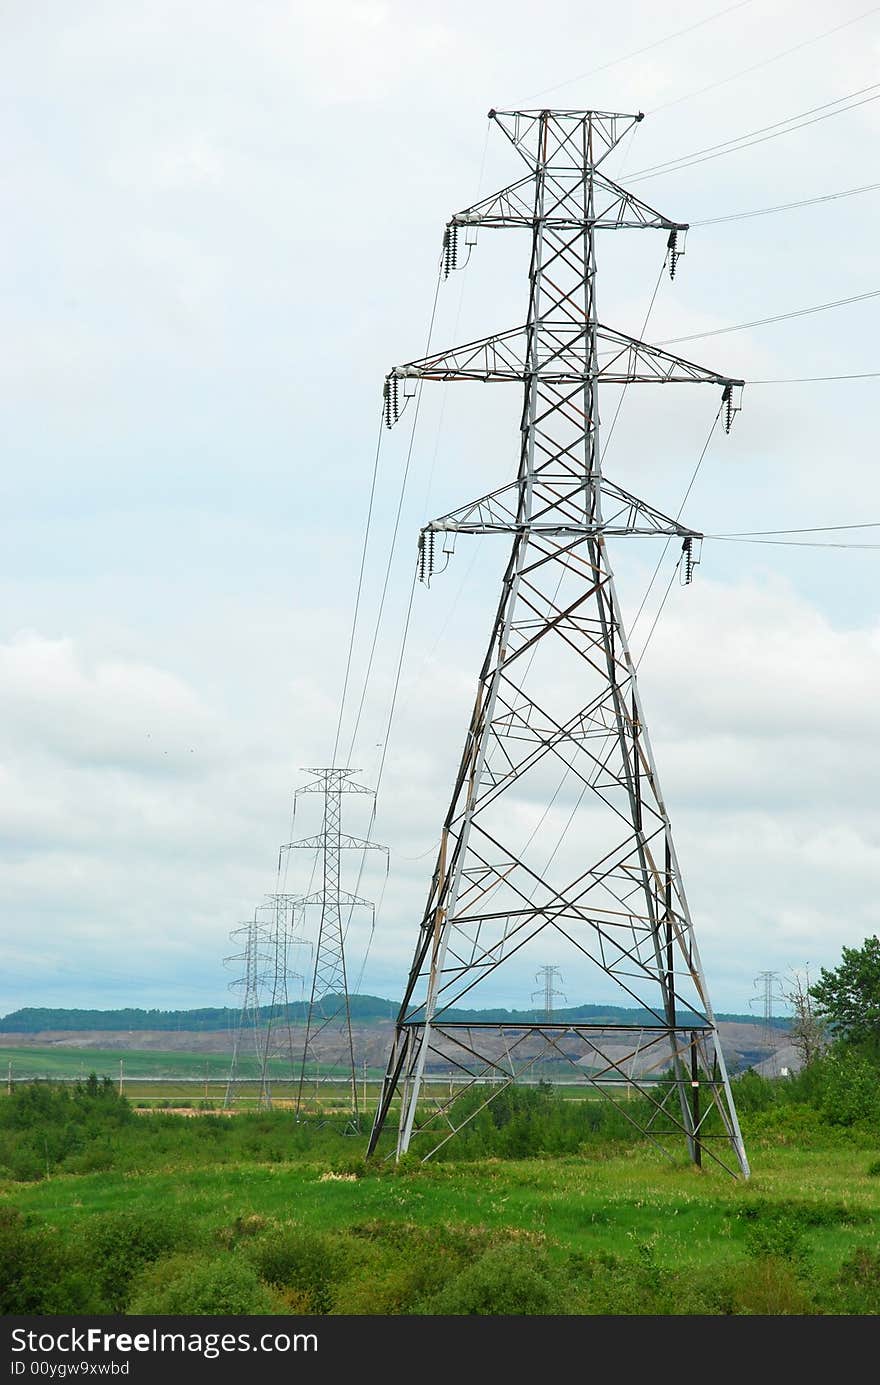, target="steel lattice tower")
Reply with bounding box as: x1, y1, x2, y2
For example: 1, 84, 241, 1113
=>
367, 109, 750, 1177
255, 893, 305, 1107
224, 911, 273, 1109
283, 769, 387, 1121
